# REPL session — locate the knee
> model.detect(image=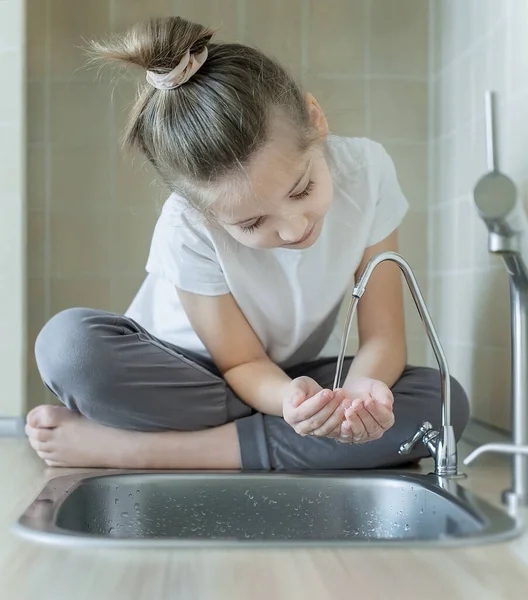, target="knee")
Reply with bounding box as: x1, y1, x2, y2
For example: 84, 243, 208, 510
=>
449, 375, 470, 440
35, 308, 114, 400
404, 366, 470, 441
